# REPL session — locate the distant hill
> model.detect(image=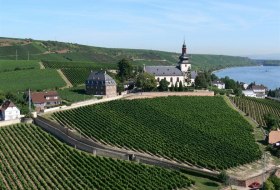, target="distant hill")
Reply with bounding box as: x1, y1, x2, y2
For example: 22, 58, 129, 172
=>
0, 37, 257, 71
